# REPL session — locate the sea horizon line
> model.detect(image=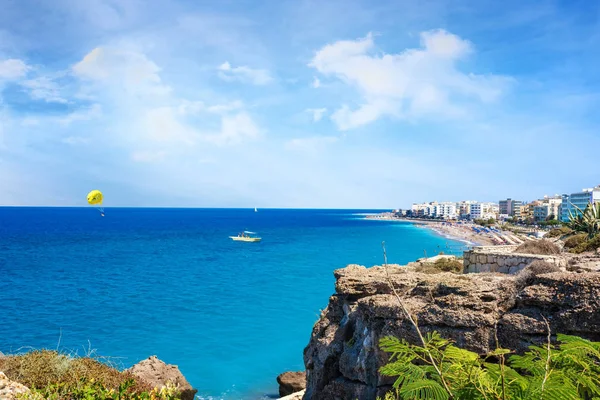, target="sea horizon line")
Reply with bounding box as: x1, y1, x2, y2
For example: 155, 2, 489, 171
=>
0, 205, 397, 211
